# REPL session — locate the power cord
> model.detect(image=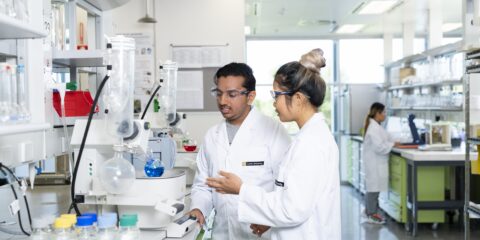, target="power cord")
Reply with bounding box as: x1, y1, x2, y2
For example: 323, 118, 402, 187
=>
0, 164, 31, 236
70, 67, 111, 216
141, 83, 162, 120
